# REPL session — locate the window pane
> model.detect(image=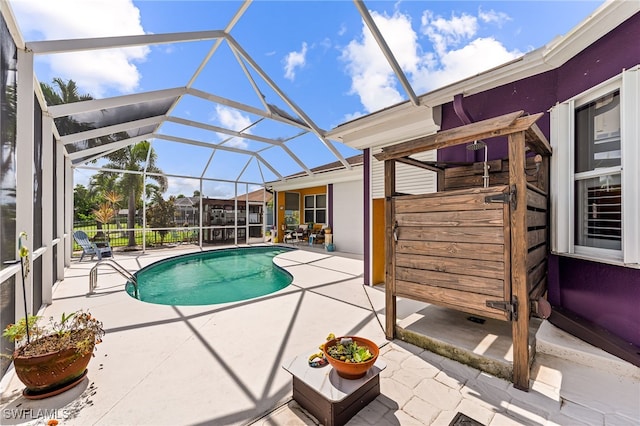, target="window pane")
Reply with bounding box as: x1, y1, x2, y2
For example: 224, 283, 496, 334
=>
315, 210, 326, 224
316, 194, 326, 208
304, 211, 314, 223
285, 192, 299, 210
304, 195, 314, 208
574, 175, 621, 250
575, 91, 620, 173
